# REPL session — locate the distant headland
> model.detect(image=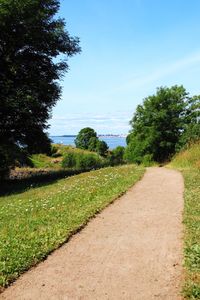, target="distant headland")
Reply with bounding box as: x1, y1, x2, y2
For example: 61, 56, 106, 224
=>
52, 134, 127, 138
